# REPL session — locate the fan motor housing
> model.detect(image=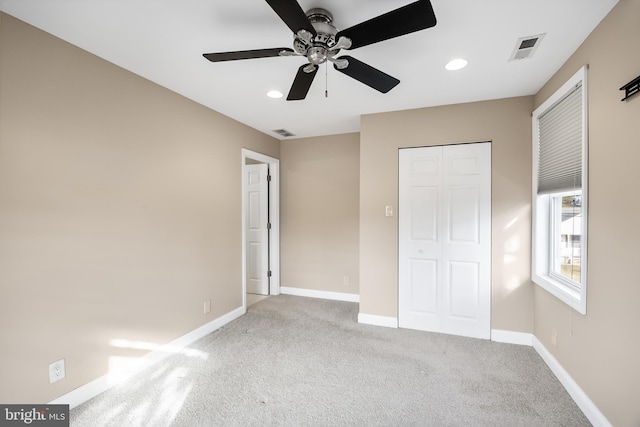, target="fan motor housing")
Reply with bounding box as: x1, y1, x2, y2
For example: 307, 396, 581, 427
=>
293, 8, 339, 65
